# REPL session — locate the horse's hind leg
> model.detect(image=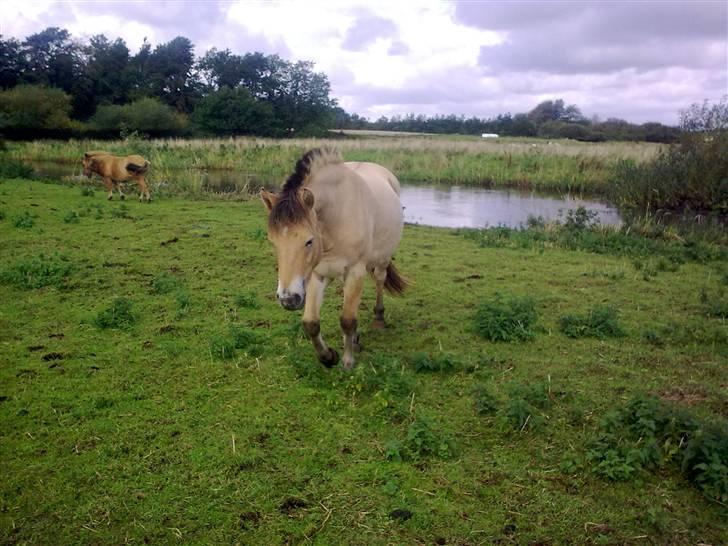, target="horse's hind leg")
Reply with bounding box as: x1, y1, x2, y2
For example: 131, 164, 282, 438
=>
136, 176, 151, 202
116, 182, 125, 200
372, 265, 387, 329
341, 265, 365, 370
302, 275, 338, 367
